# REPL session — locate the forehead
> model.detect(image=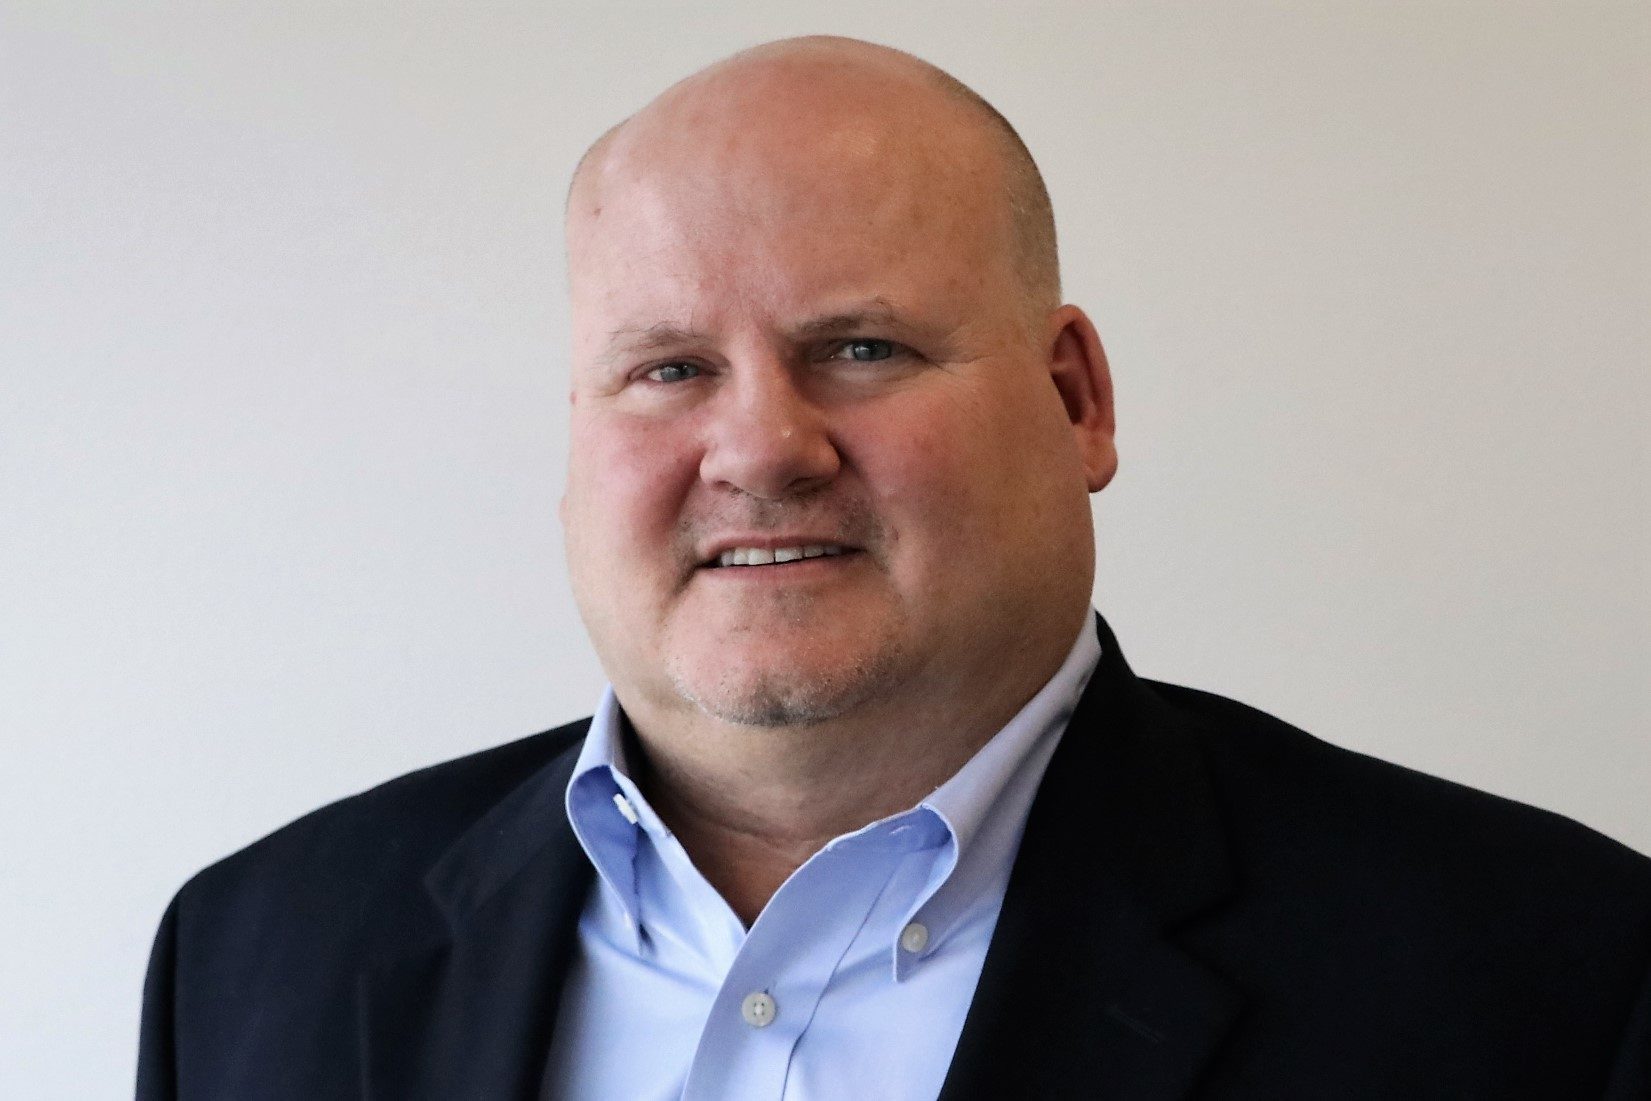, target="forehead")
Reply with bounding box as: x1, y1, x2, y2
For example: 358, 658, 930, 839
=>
566, 83, 1017, 334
